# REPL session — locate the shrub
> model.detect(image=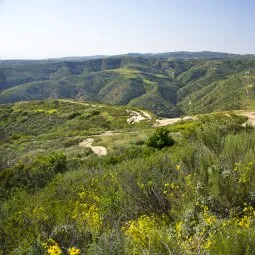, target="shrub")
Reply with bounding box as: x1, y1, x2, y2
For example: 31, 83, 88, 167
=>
146, 127, 175, 149
209, 226, 255, 255
67, 112, 81, 120
11, 133, 22, 140
0, 153, 67, 200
